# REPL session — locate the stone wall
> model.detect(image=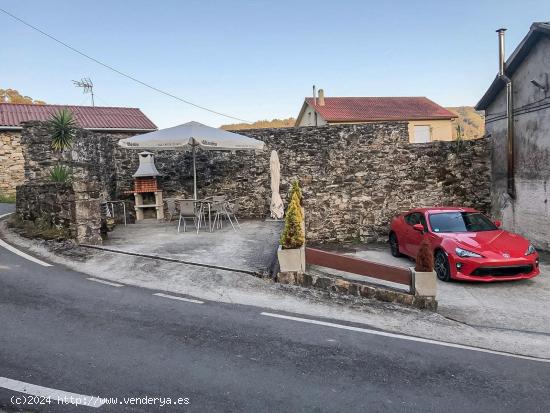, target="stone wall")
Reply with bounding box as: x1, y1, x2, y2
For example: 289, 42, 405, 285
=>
18, 121, 137, 244
16, 182, 76, 236
18, 121, 492, 244
0, 130, 24, 196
